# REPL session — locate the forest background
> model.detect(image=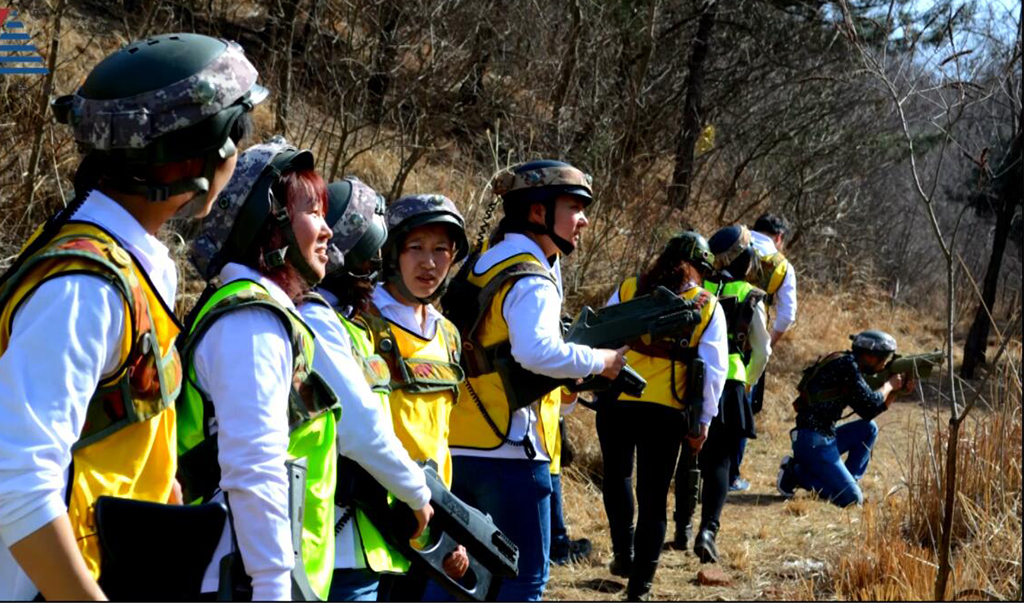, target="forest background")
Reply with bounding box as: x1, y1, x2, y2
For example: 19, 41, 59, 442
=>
0, 0, 1021, 600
